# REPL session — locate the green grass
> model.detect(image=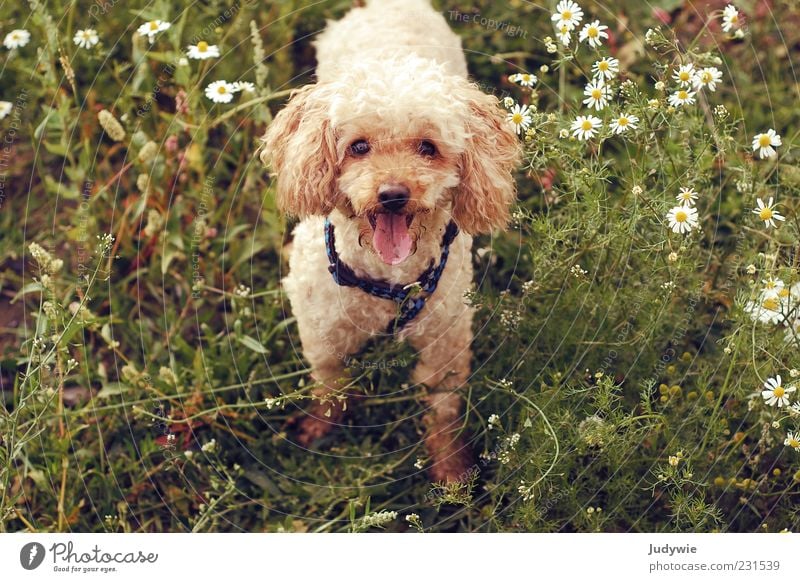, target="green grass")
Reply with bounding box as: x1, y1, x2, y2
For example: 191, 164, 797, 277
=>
1, 0, 800, 532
